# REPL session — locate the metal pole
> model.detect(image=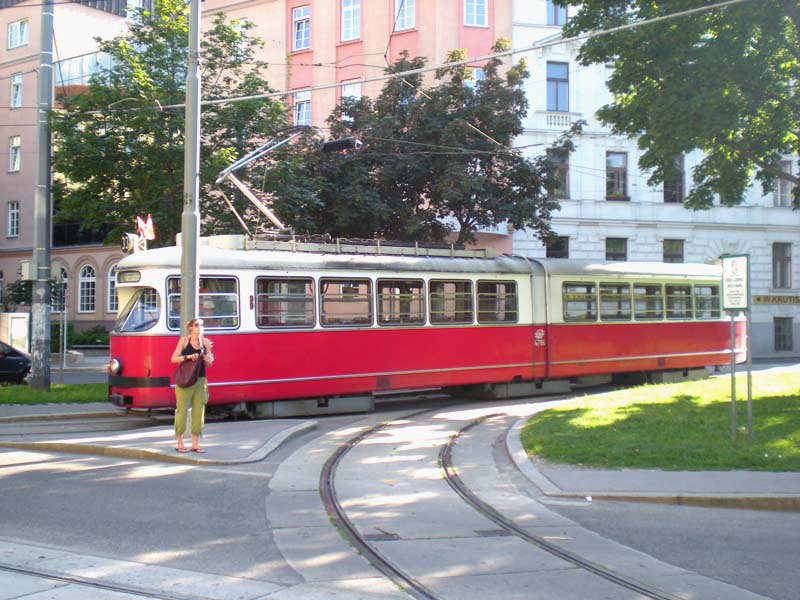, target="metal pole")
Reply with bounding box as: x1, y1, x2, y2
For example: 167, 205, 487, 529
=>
729, 312, 737, 441
60, 286, 66, 371
180, 0, 202, 328
746, 307, 753, 440
30, 0, 54, 390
